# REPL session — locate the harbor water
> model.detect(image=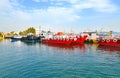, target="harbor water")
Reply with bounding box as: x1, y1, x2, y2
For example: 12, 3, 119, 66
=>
0, 40, 120, 78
